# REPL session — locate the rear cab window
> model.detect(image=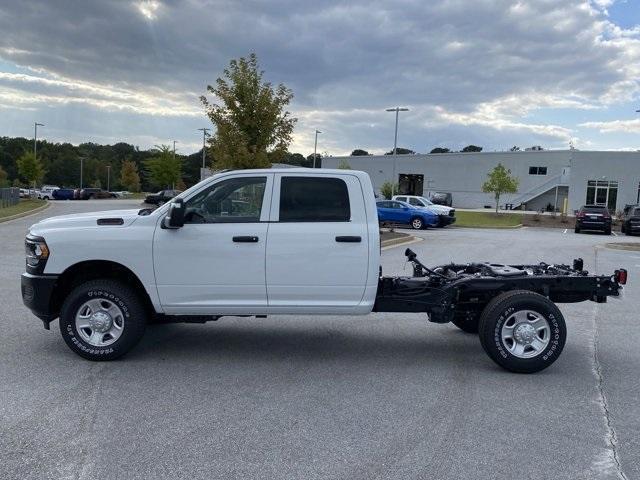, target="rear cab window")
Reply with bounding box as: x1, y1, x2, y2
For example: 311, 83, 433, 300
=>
278, 177, 350, 222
